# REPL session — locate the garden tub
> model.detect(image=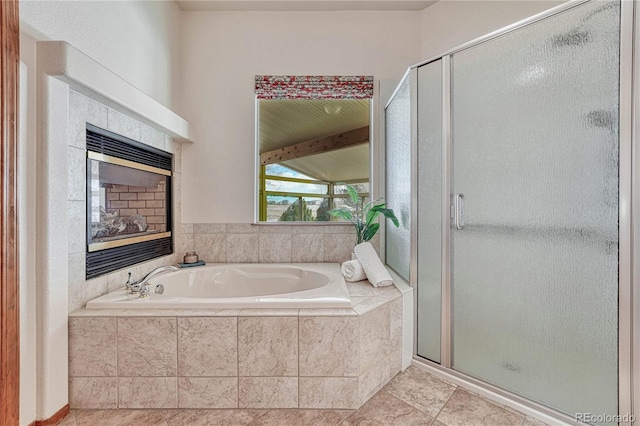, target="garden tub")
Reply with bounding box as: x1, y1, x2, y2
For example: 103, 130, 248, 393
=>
85, 263, 351, 309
